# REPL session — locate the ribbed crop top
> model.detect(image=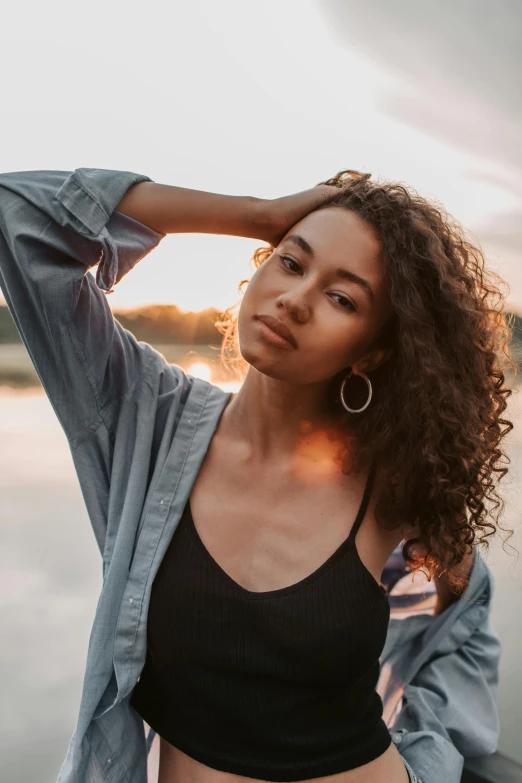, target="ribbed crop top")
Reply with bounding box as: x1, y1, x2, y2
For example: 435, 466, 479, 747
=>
131, 462, 392, 781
